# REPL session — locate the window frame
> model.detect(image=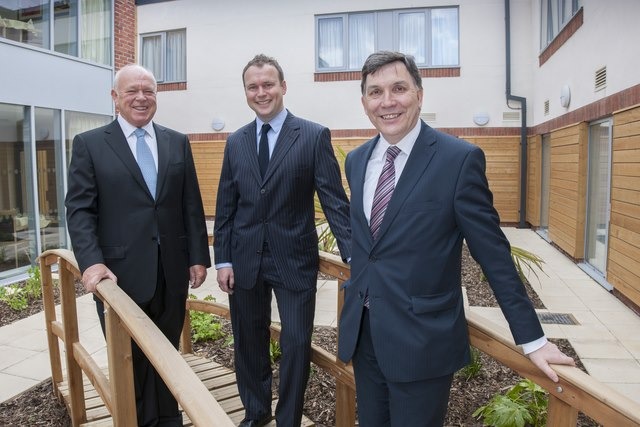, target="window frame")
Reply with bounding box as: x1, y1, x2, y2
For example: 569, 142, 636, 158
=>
140, 28, 186, 84
315, 7, 459, 73
540, 0, 580, 50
